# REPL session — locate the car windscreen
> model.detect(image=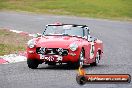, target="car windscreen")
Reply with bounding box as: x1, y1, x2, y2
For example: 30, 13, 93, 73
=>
44, 25, 84, 37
